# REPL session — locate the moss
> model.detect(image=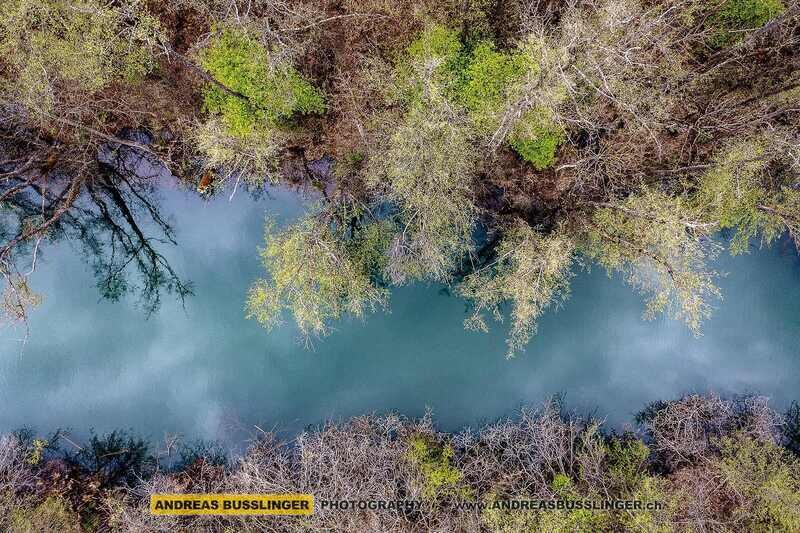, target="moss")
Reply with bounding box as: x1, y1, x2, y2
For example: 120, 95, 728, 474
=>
200, 28, 326, 137
709, 0, 785, 47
